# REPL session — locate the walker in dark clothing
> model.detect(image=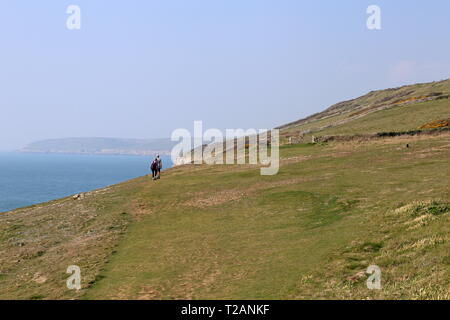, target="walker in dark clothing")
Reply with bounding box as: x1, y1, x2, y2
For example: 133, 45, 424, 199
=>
150, 160, 158, 180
